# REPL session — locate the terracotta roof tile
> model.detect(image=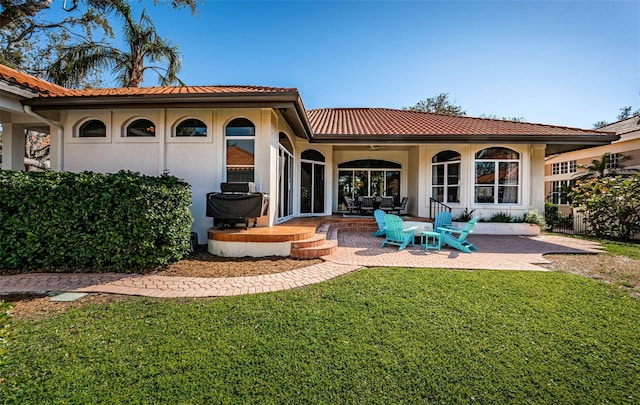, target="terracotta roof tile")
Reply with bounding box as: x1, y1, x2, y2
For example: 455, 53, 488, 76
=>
0, 64, 69, 96
48, 84, 297, 98
226, 145, 254, 166
307, 108, 607, 137
0, 64, 297, 98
